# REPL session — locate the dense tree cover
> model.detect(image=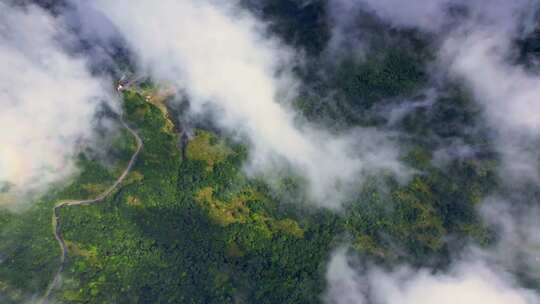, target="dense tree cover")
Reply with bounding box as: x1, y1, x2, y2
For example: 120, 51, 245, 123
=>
295, 46, 428, 128
0, 60, 502, 304
517, 29, 540, 70
44, 91, 341, 303
241, 0, 329, 55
